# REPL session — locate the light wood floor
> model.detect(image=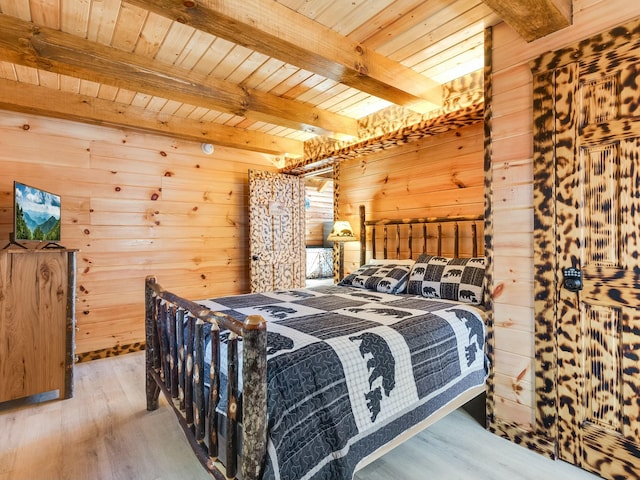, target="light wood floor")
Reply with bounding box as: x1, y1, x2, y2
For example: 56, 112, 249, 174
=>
0, 352, 601, 480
